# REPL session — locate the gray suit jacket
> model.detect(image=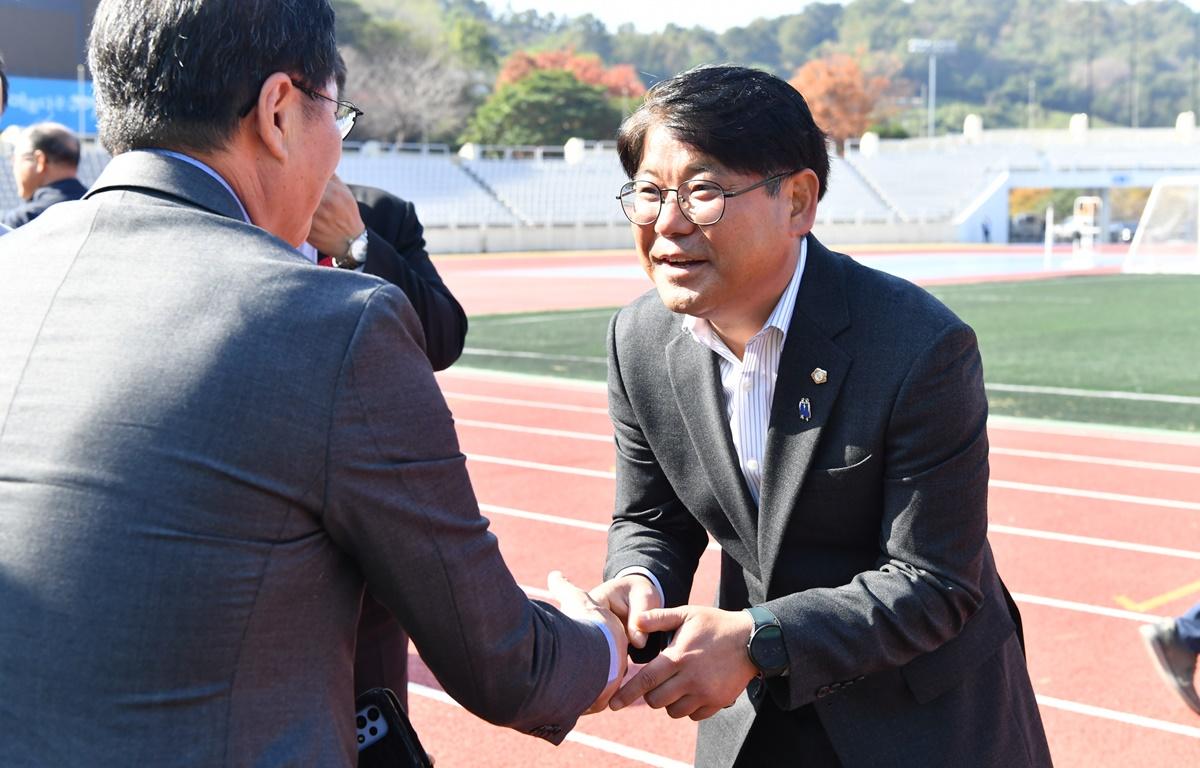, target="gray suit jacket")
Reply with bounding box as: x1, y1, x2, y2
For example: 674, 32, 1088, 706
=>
604, 236, 1052, 767
0, 151, 607, 766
